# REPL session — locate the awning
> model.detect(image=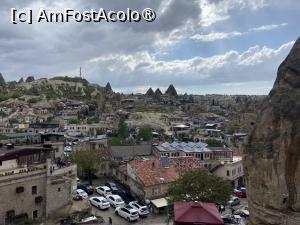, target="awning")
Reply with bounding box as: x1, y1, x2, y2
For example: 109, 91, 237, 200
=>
151, 198, 168, 208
